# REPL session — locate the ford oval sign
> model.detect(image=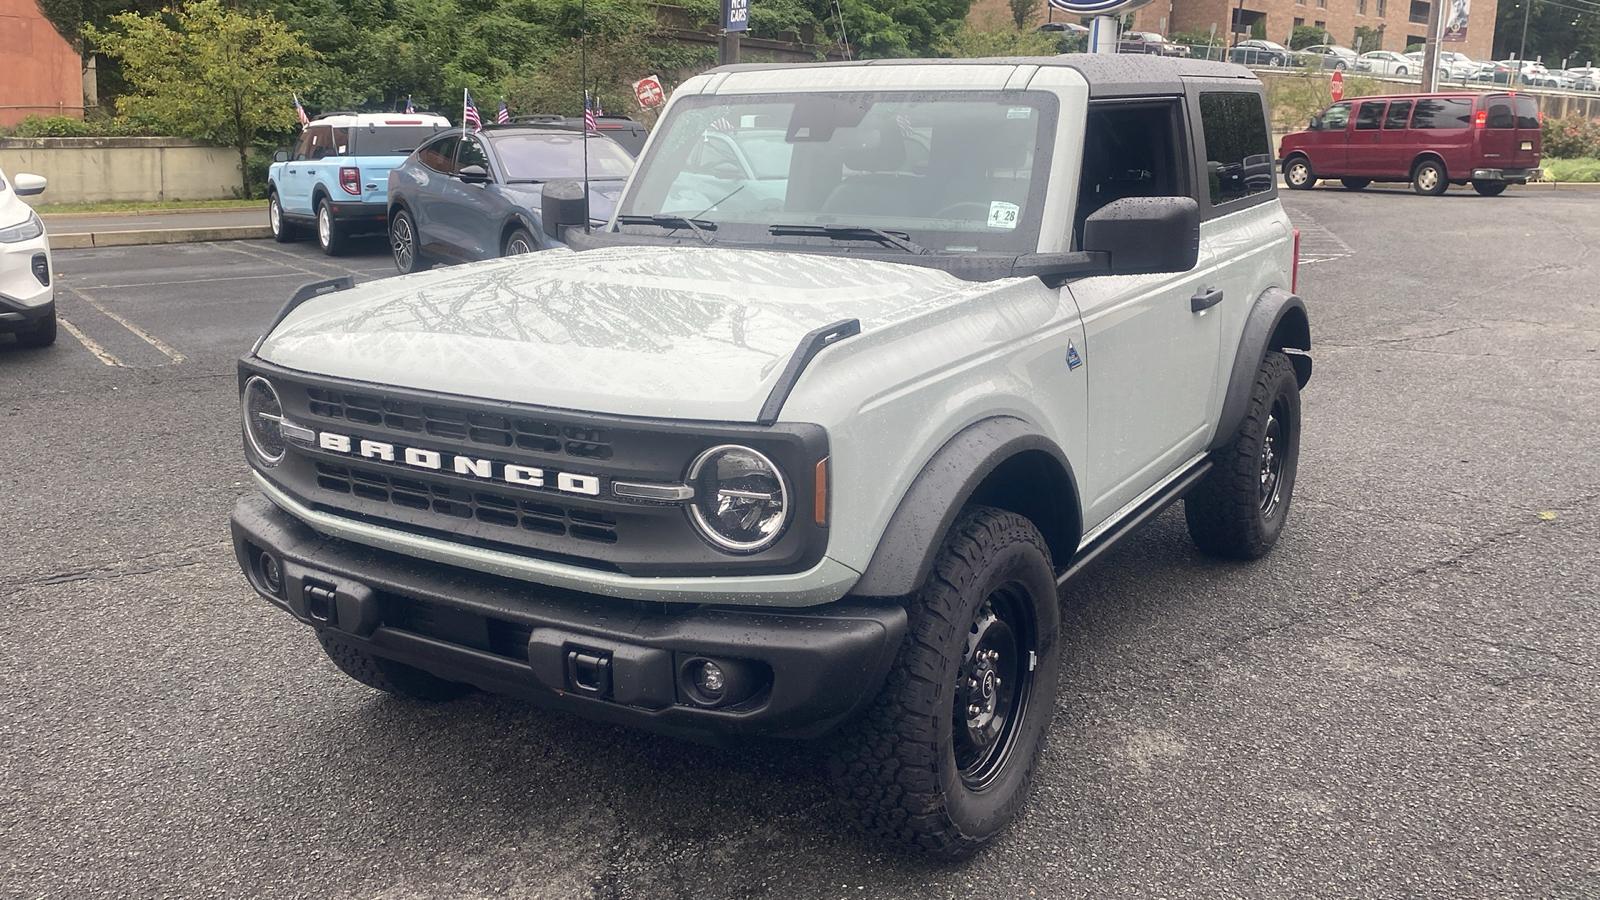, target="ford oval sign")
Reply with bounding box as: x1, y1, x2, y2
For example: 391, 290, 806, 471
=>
1047, 0, 1156, 15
